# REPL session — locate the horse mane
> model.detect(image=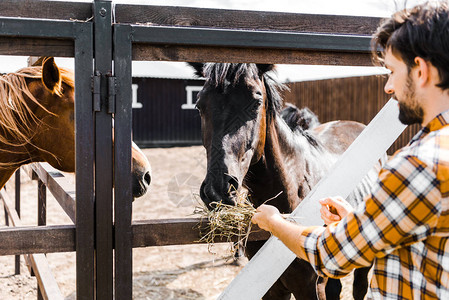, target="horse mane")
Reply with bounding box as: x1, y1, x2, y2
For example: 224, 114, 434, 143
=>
203, 63, 286, 117
281, 103, 321, 131
0, 66, 74, 166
